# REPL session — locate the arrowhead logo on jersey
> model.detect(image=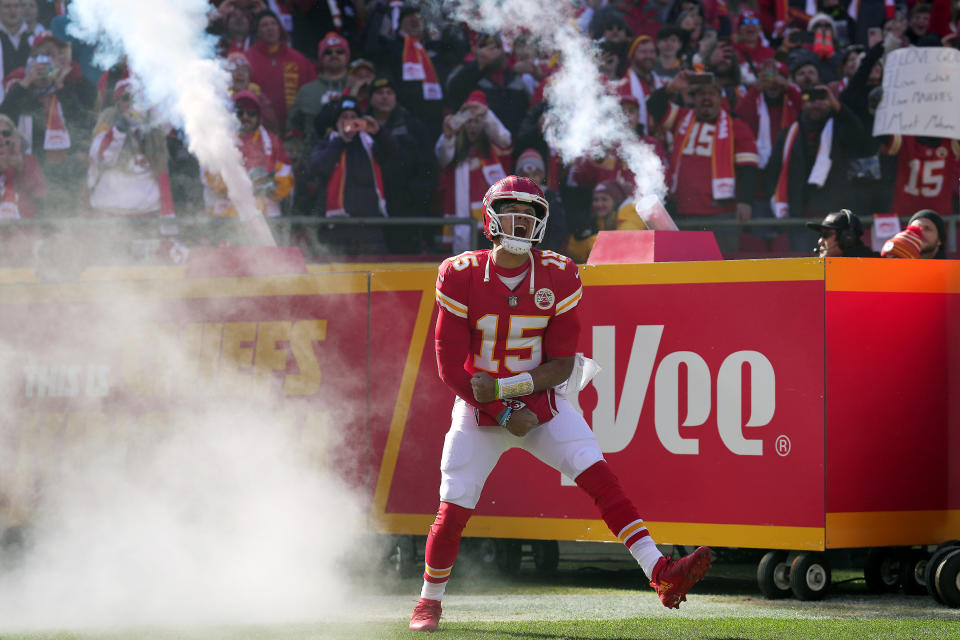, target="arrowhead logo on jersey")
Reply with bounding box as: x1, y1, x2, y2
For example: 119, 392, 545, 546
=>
534, 288, 555, 310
